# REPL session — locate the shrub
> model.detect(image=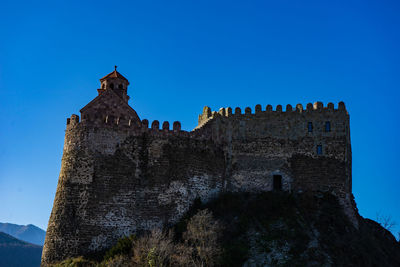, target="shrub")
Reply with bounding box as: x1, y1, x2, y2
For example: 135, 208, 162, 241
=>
51, 256, 96, 267
101, 254, 132, 267
104, 235, 135, 261
183, 209, 222, 267
132, 229, 174, 267
376, 212, 397, 232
